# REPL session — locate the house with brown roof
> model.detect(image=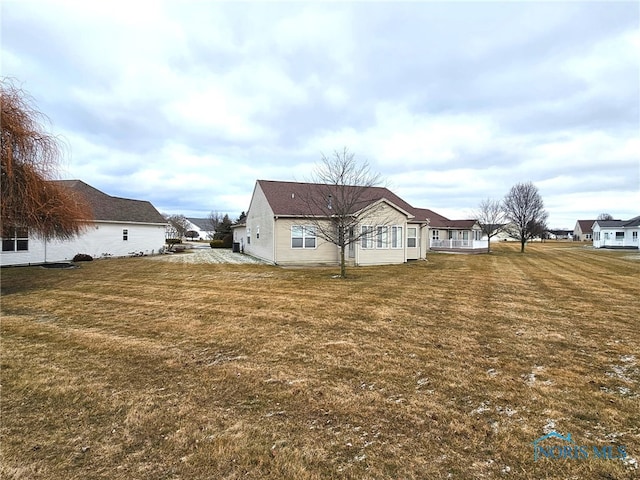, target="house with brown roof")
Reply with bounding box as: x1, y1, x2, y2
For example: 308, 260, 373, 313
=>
592, 216, 640, 249
573, 219, 596, 242
232, 180, 486, 266
423, 210, 484, 251
1, 180, 167, 266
